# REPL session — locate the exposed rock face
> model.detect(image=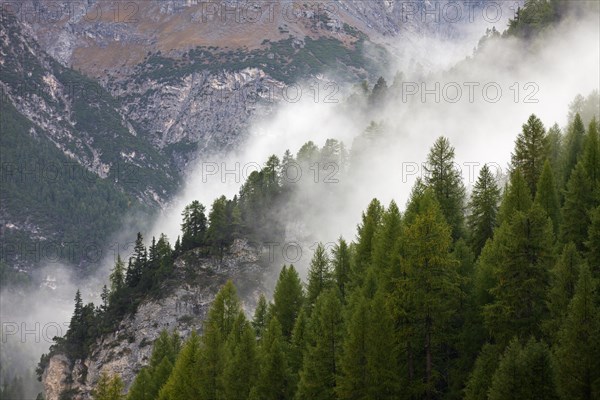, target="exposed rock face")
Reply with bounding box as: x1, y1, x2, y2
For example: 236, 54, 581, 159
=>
41, 239, 270, 400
